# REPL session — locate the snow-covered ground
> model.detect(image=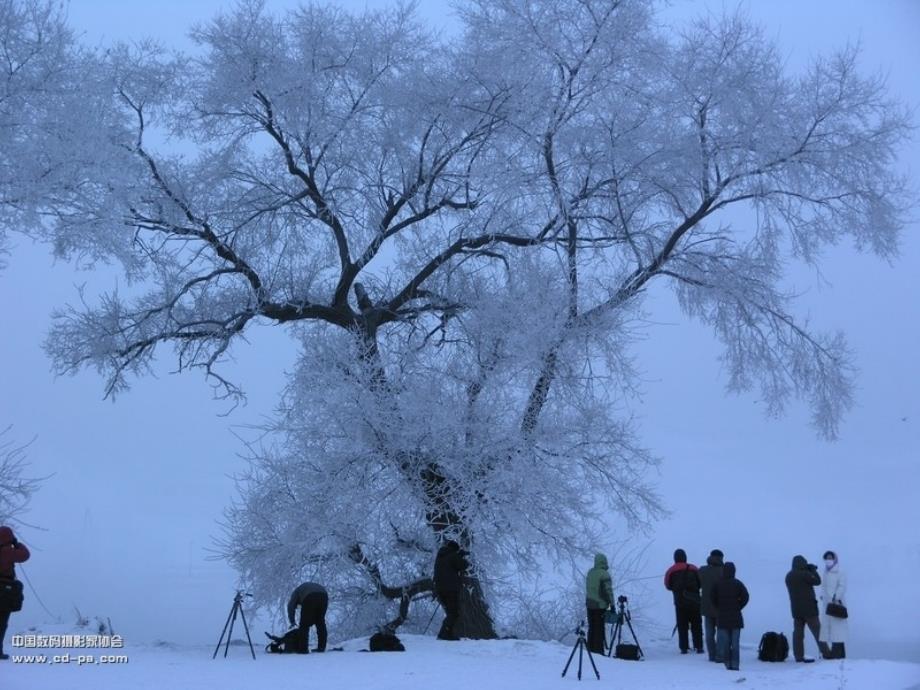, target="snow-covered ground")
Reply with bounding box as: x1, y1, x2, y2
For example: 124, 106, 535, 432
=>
3, 632, 918, 690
